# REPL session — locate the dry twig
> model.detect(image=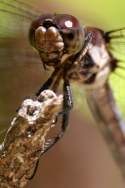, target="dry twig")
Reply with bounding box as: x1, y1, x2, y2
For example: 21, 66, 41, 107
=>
0, 90, 63, 188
